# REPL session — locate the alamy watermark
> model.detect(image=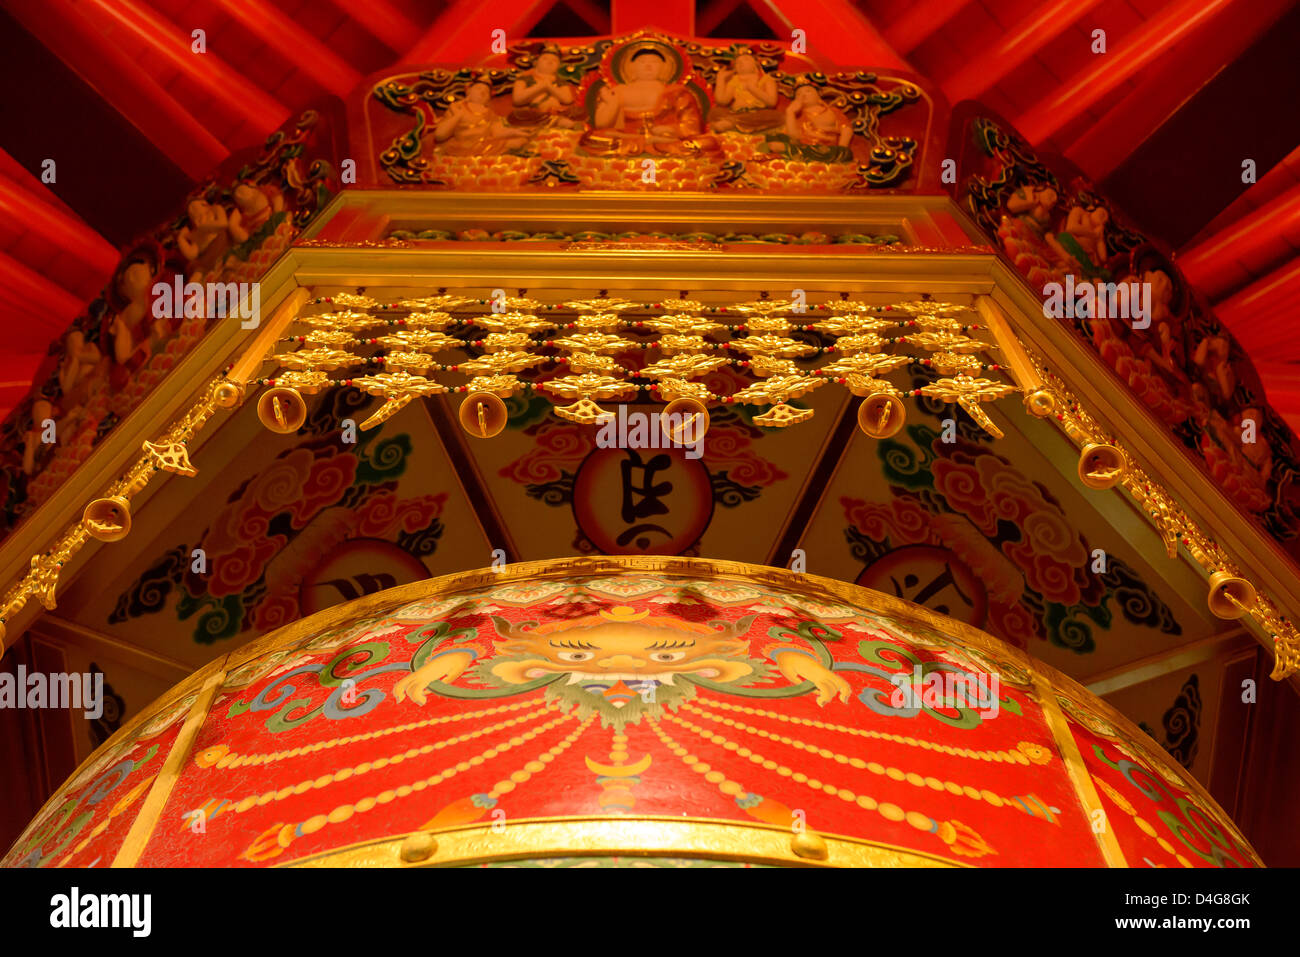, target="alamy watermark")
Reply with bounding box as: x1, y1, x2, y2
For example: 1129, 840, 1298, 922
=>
595, 405, 705, 459
152, 276, 260, 328
888, 666, 1000, 718
0, 666, 104, 720
1043, 274, 1151, 329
